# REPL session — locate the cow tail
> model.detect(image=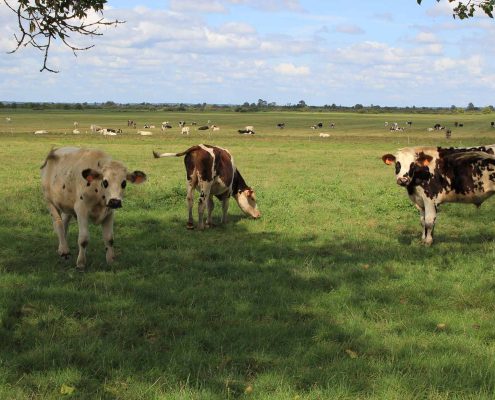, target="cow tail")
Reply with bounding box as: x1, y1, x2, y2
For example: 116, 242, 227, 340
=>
40, 148, 57, 169
153, 146, 201, 159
